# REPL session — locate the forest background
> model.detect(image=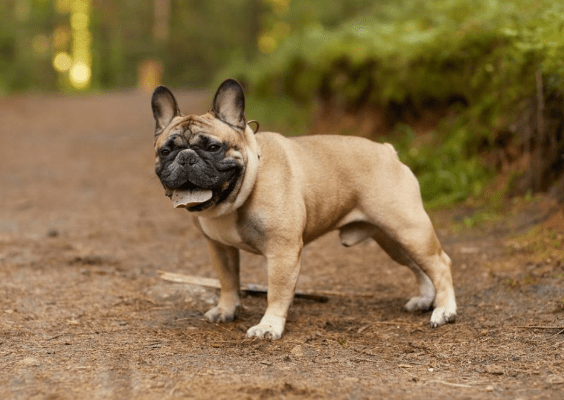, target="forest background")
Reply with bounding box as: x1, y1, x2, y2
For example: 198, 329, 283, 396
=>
1, 0, 564, 209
